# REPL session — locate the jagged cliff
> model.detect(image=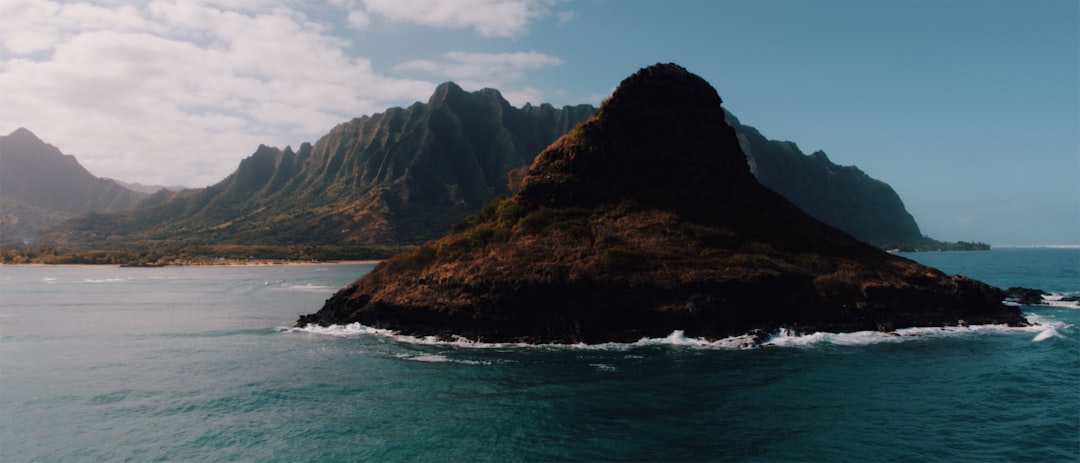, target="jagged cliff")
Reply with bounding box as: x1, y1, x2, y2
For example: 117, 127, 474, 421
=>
36, 81, 949, 251
729, 113, 924, 248
39, 86, 594, 248
0, 128, 148, 243
297, 64, 1022, 343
